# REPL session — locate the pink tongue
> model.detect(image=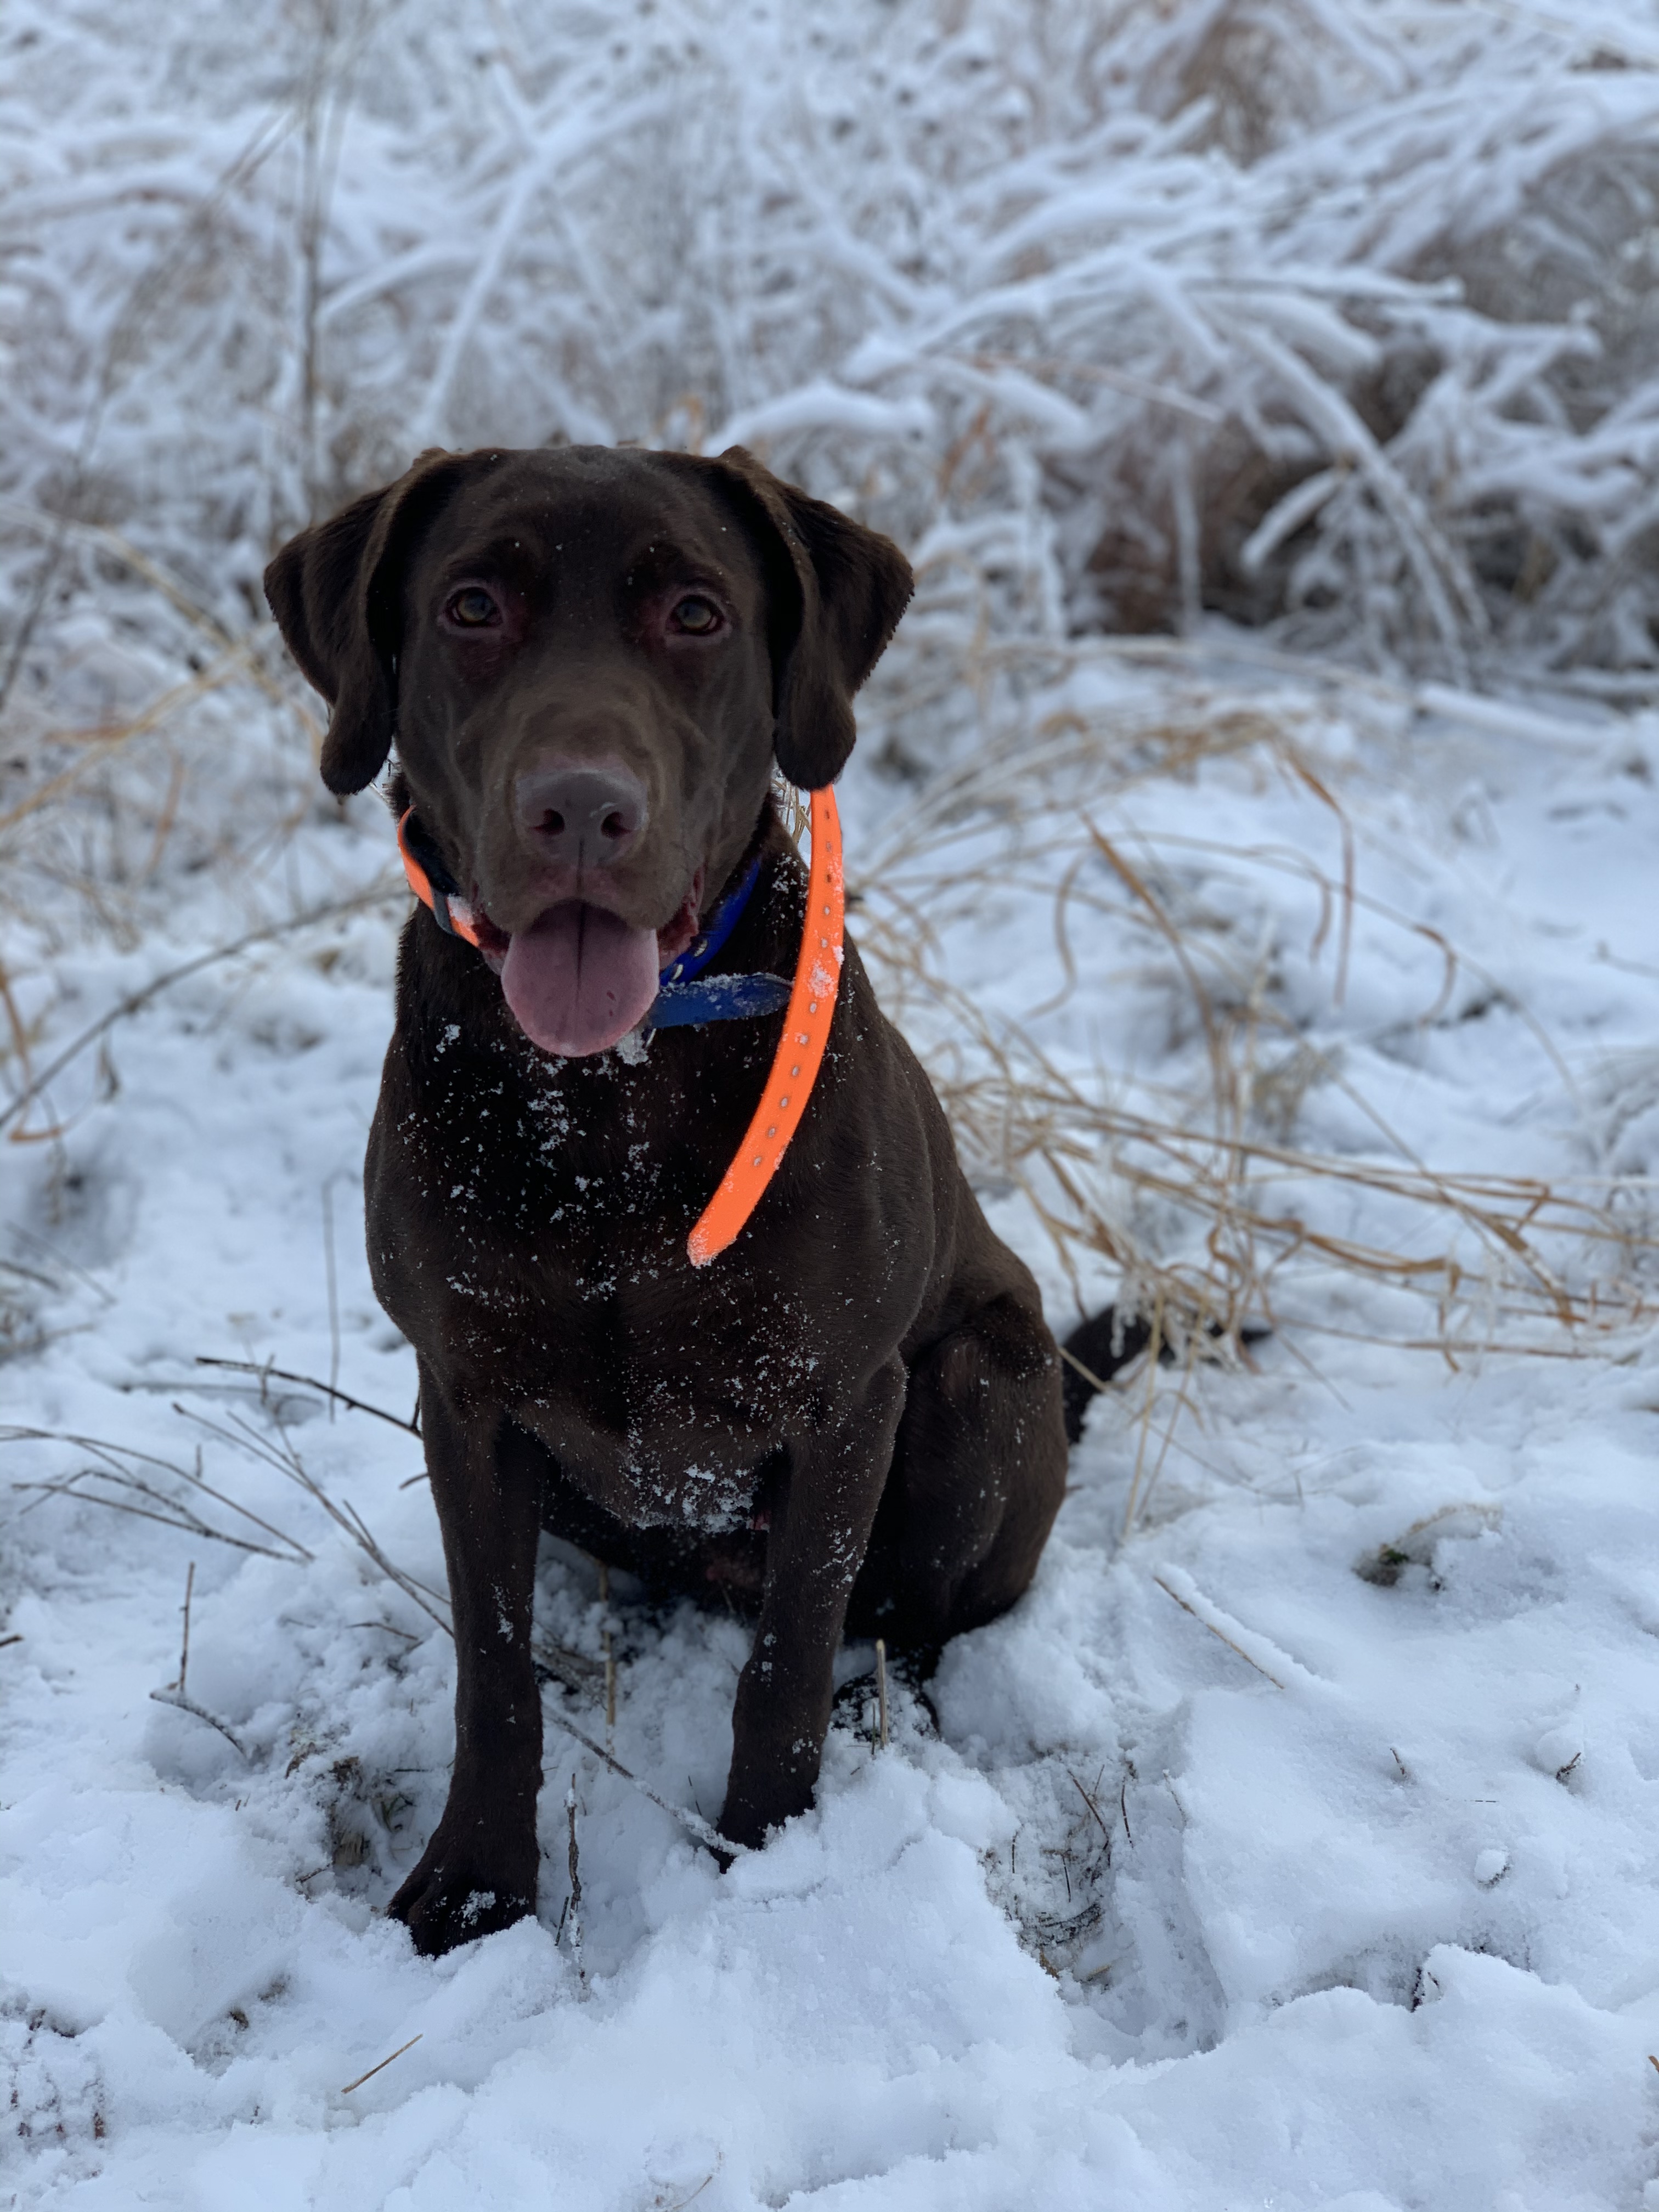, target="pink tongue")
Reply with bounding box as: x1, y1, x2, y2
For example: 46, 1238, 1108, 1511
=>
500, 902, 661, 1057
